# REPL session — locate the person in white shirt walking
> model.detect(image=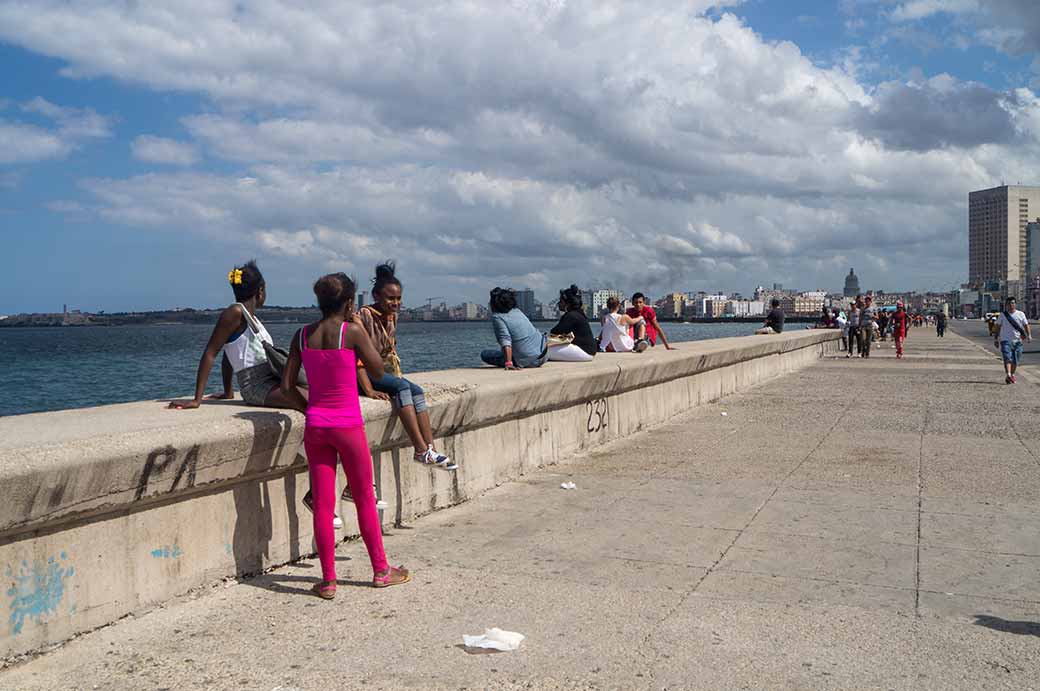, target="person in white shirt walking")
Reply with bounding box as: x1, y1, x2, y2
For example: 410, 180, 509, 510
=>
994, 297, 1031, 384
